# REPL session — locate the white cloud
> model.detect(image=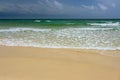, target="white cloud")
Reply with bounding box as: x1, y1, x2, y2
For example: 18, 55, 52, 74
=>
44, 0, 63, 10
98, 3, 108, 11
53, 0, 63, 9
111, 3, 116, 8
81, 5, 95, 10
